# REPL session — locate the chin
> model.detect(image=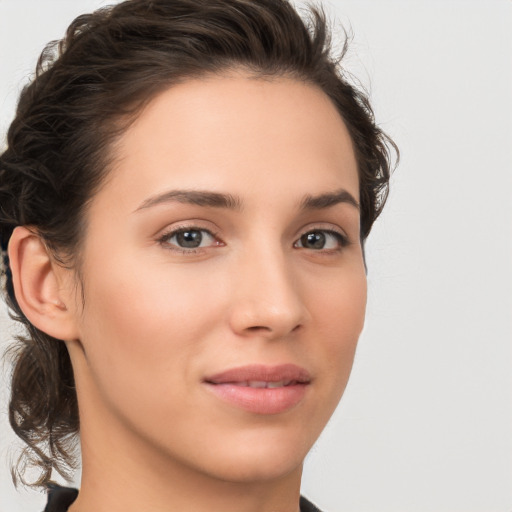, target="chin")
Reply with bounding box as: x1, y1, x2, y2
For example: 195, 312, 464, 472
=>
205, 450, 305, 484
182, 424, 314, 484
